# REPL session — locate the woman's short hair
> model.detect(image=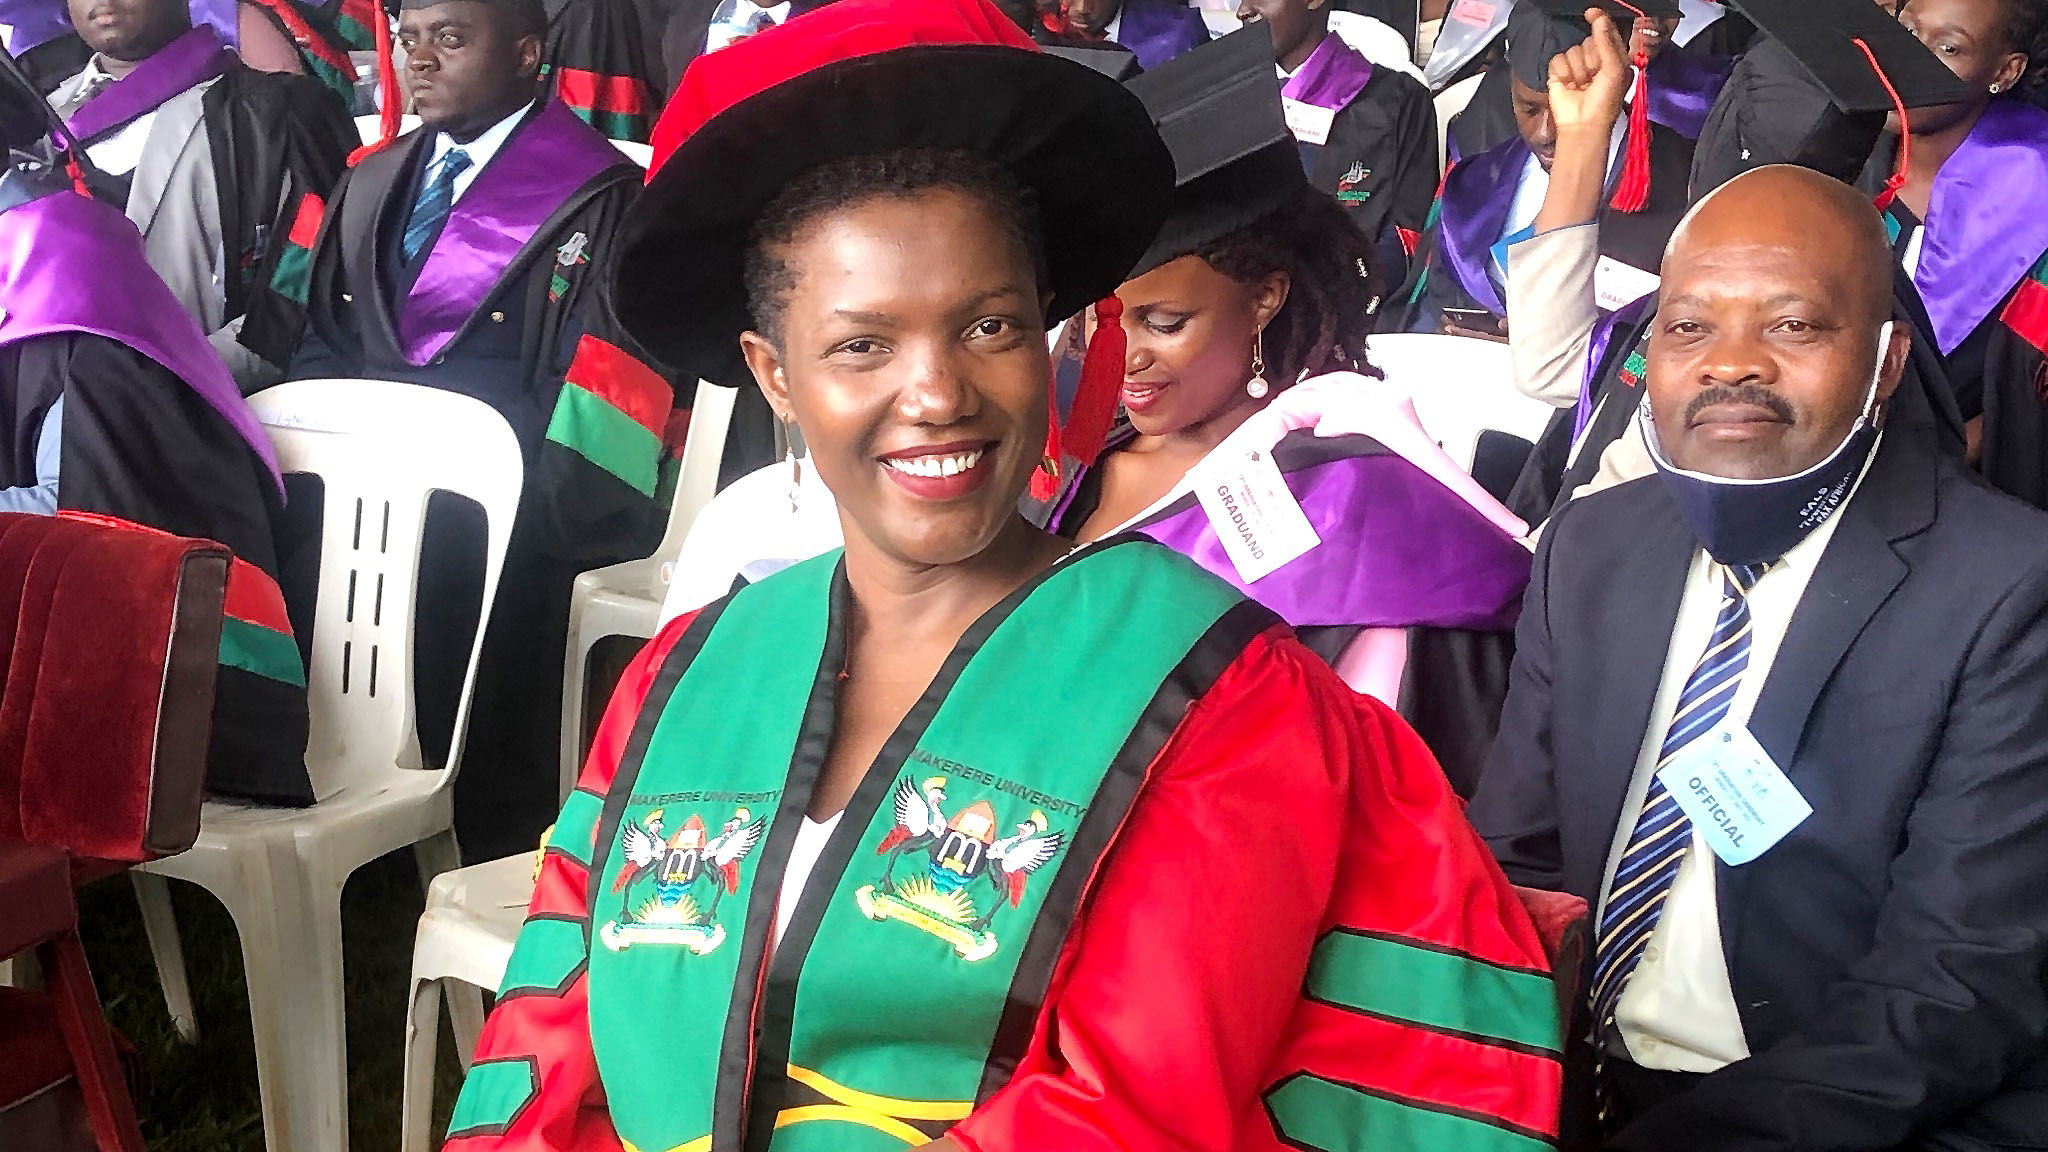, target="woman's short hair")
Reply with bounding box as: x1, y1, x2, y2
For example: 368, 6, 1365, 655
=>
743, 147, 1049, 345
